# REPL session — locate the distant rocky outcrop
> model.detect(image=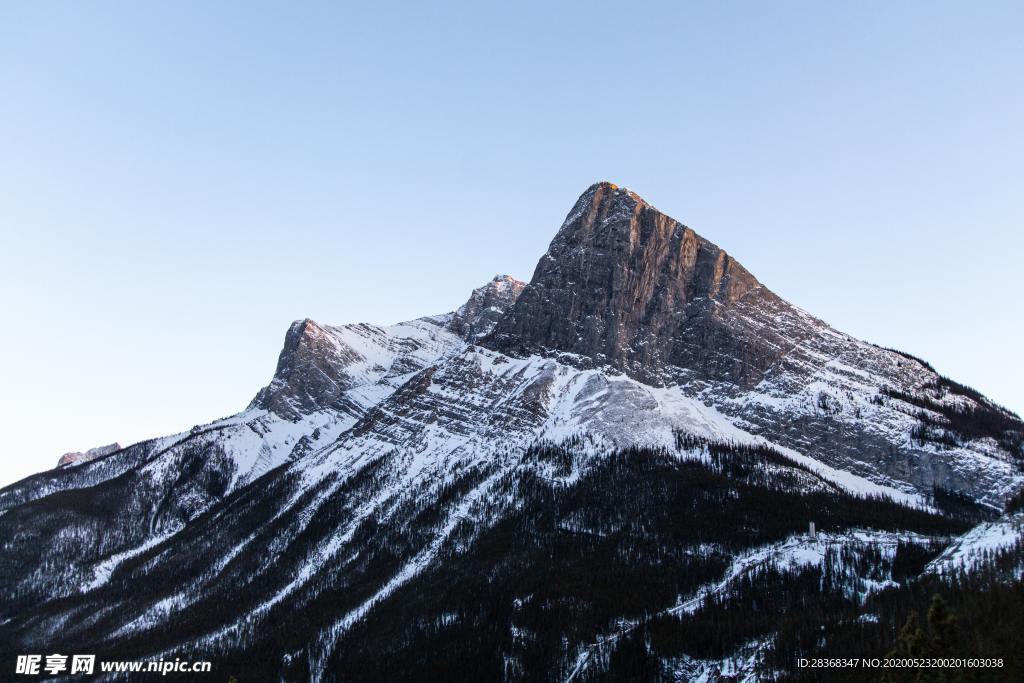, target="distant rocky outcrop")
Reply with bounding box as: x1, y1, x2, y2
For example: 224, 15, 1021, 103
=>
57, 442, 121, 468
